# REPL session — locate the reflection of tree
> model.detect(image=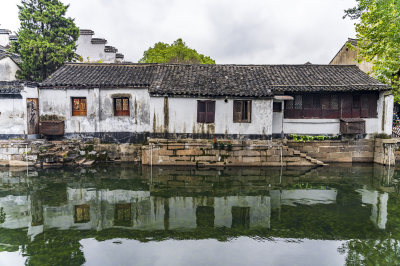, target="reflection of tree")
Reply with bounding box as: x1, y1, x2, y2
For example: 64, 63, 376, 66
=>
339, 193, 400, 265
24, 230, 87, 266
